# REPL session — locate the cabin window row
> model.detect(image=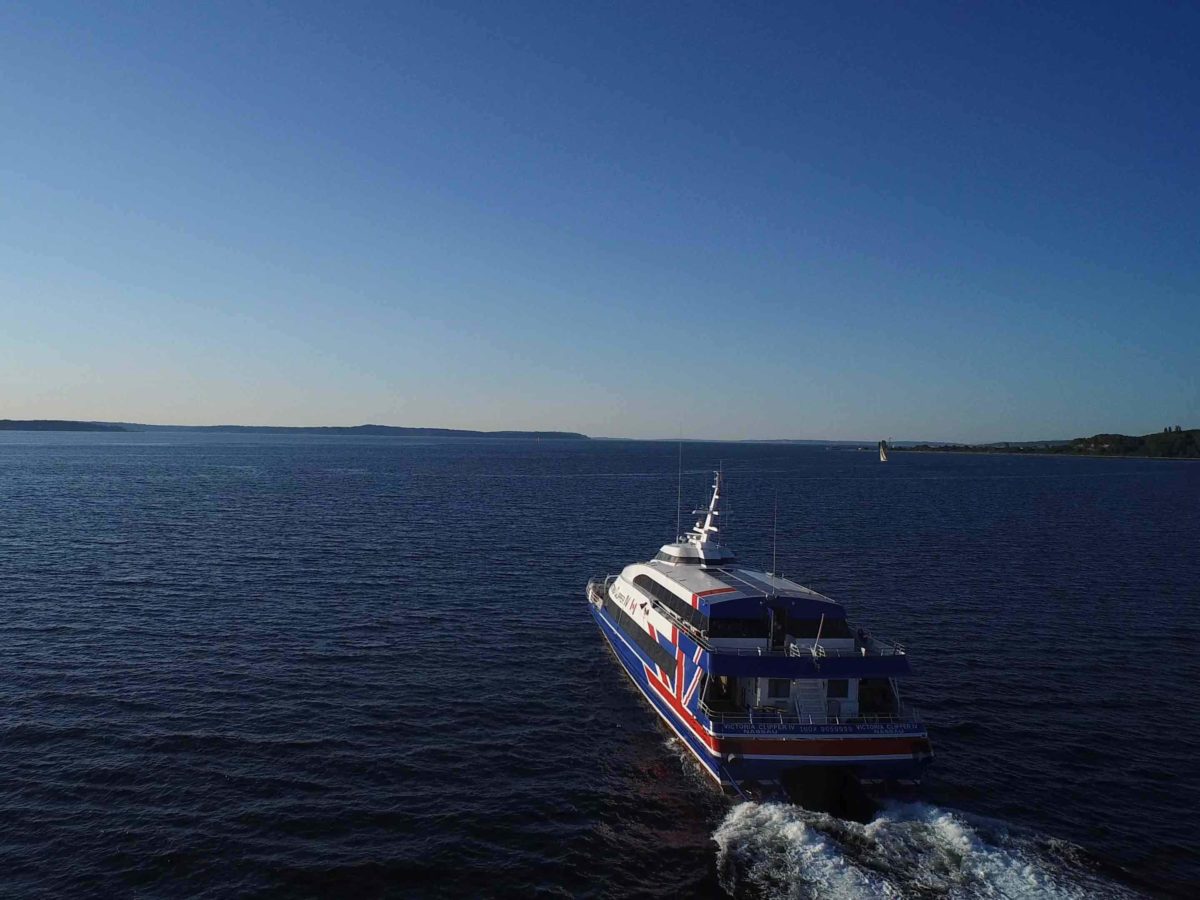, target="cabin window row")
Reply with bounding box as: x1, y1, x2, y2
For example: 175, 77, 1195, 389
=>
631, 575, 851, 641
602, 595, 676, 673
786, 616, 852, 639
715, 614, 849, 639
633, 575, 707, 630
633, 575, 768, 637
653, 551, 738, 566
708, 617, 770, 638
